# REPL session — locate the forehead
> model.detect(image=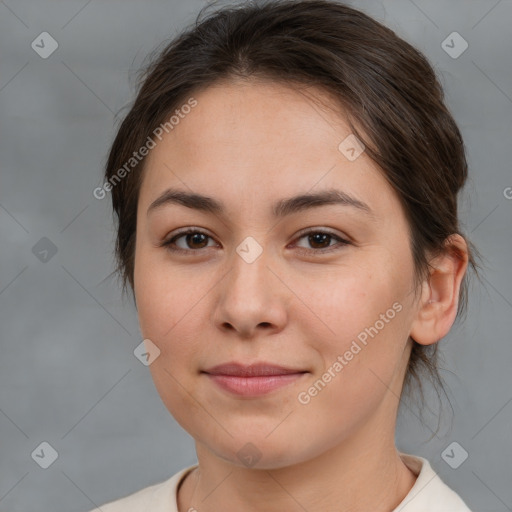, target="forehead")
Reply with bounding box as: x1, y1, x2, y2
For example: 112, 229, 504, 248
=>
138, 79, 400, 221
